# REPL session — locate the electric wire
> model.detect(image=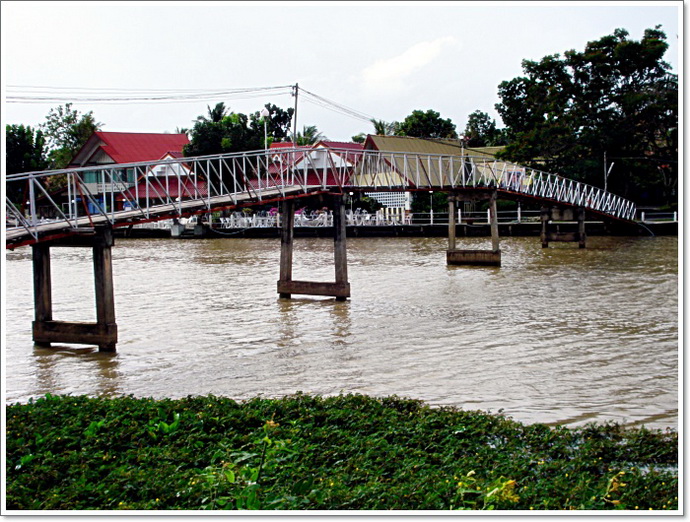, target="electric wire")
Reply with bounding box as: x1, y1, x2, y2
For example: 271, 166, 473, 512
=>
300, 88, 375, 123
6, 84, 382, 127
6, 85, 294, 104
